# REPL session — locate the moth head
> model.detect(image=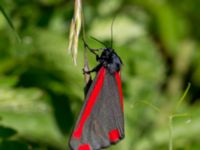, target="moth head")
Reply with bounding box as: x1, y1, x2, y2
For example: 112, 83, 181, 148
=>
102, 48, 114, 58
